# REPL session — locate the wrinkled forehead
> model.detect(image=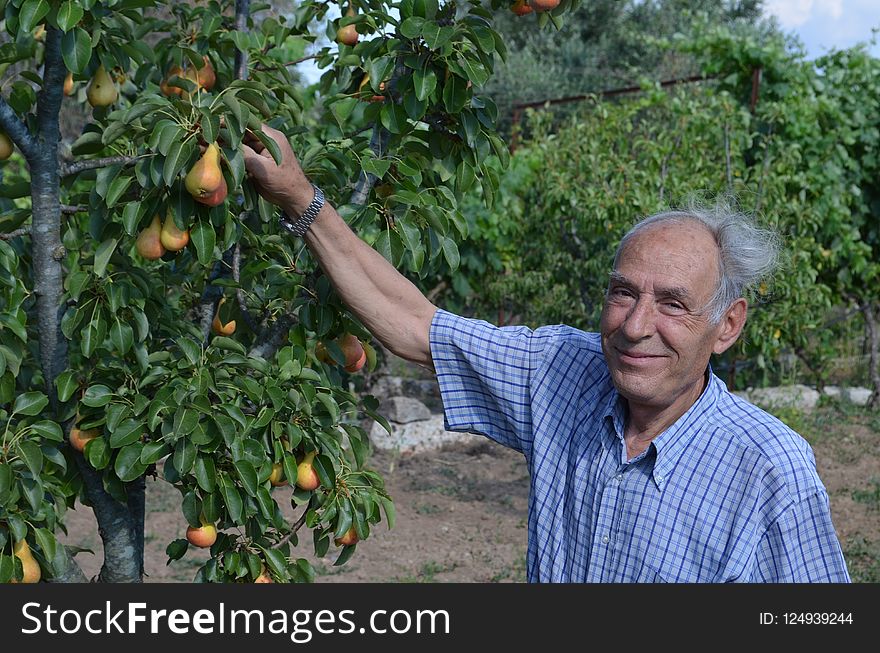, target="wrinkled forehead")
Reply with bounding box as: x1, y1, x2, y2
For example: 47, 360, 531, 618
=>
612, 220, 721, 290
